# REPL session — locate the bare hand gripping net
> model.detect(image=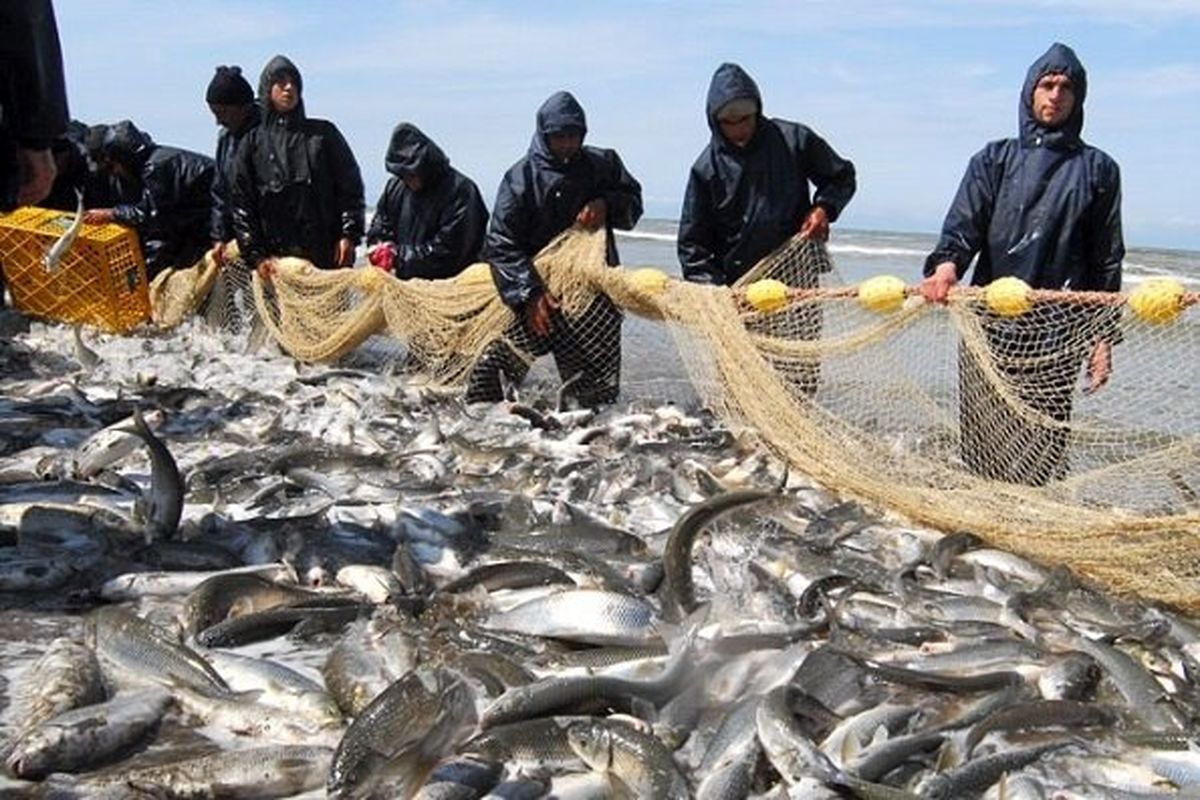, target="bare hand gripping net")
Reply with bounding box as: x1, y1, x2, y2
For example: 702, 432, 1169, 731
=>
153, 229, 1200, 611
